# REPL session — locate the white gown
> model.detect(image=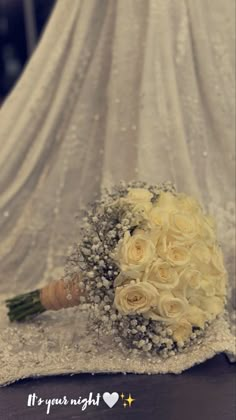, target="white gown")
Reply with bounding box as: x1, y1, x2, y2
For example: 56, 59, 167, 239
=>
0, 0, 235, 385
